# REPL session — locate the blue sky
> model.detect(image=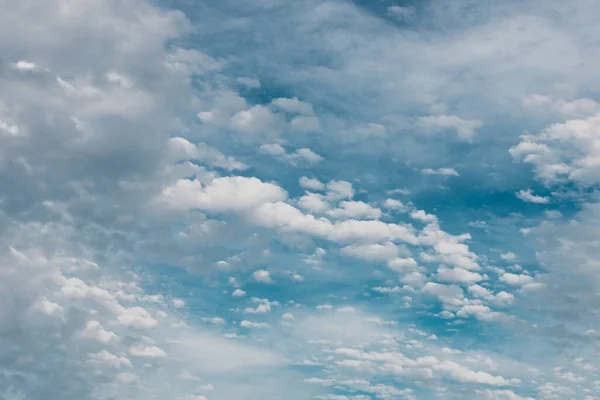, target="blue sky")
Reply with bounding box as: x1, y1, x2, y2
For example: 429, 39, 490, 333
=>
2, 0, 600, 399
